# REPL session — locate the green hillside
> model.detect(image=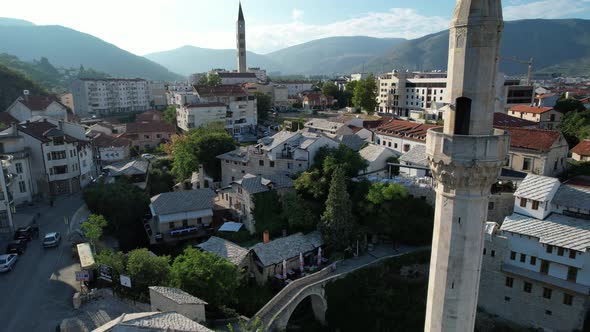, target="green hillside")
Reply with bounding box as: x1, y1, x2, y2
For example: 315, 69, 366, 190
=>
0, 64, 51, 111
